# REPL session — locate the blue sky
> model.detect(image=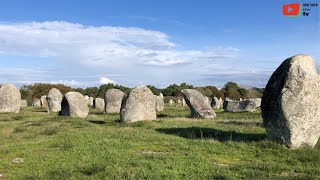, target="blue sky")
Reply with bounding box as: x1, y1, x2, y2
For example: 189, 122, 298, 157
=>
0, 0, 319, 88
